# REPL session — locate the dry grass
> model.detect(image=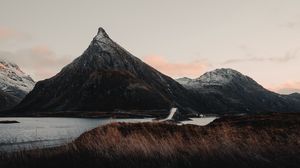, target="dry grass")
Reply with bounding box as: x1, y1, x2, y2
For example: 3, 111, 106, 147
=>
1, 113, 300, 168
